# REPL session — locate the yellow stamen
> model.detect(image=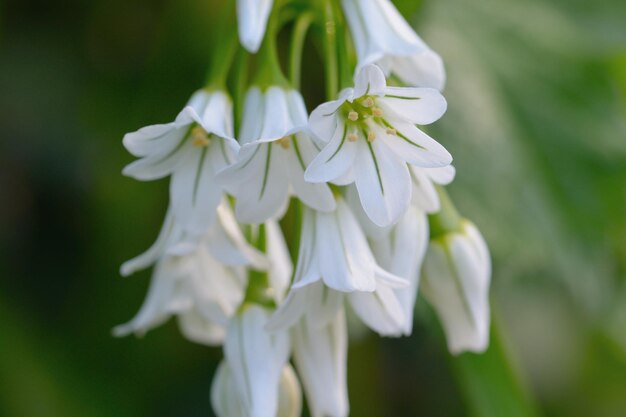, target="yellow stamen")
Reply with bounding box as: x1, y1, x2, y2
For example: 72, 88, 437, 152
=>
372, 107, 383, 117
191, 126, 210, 147
367, 131, 376, 142
278, 137, 291, 149
348, 111, 359, 121
362, 97, 374, 108
347, 132, 358, 142
386, 127, 397, 135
